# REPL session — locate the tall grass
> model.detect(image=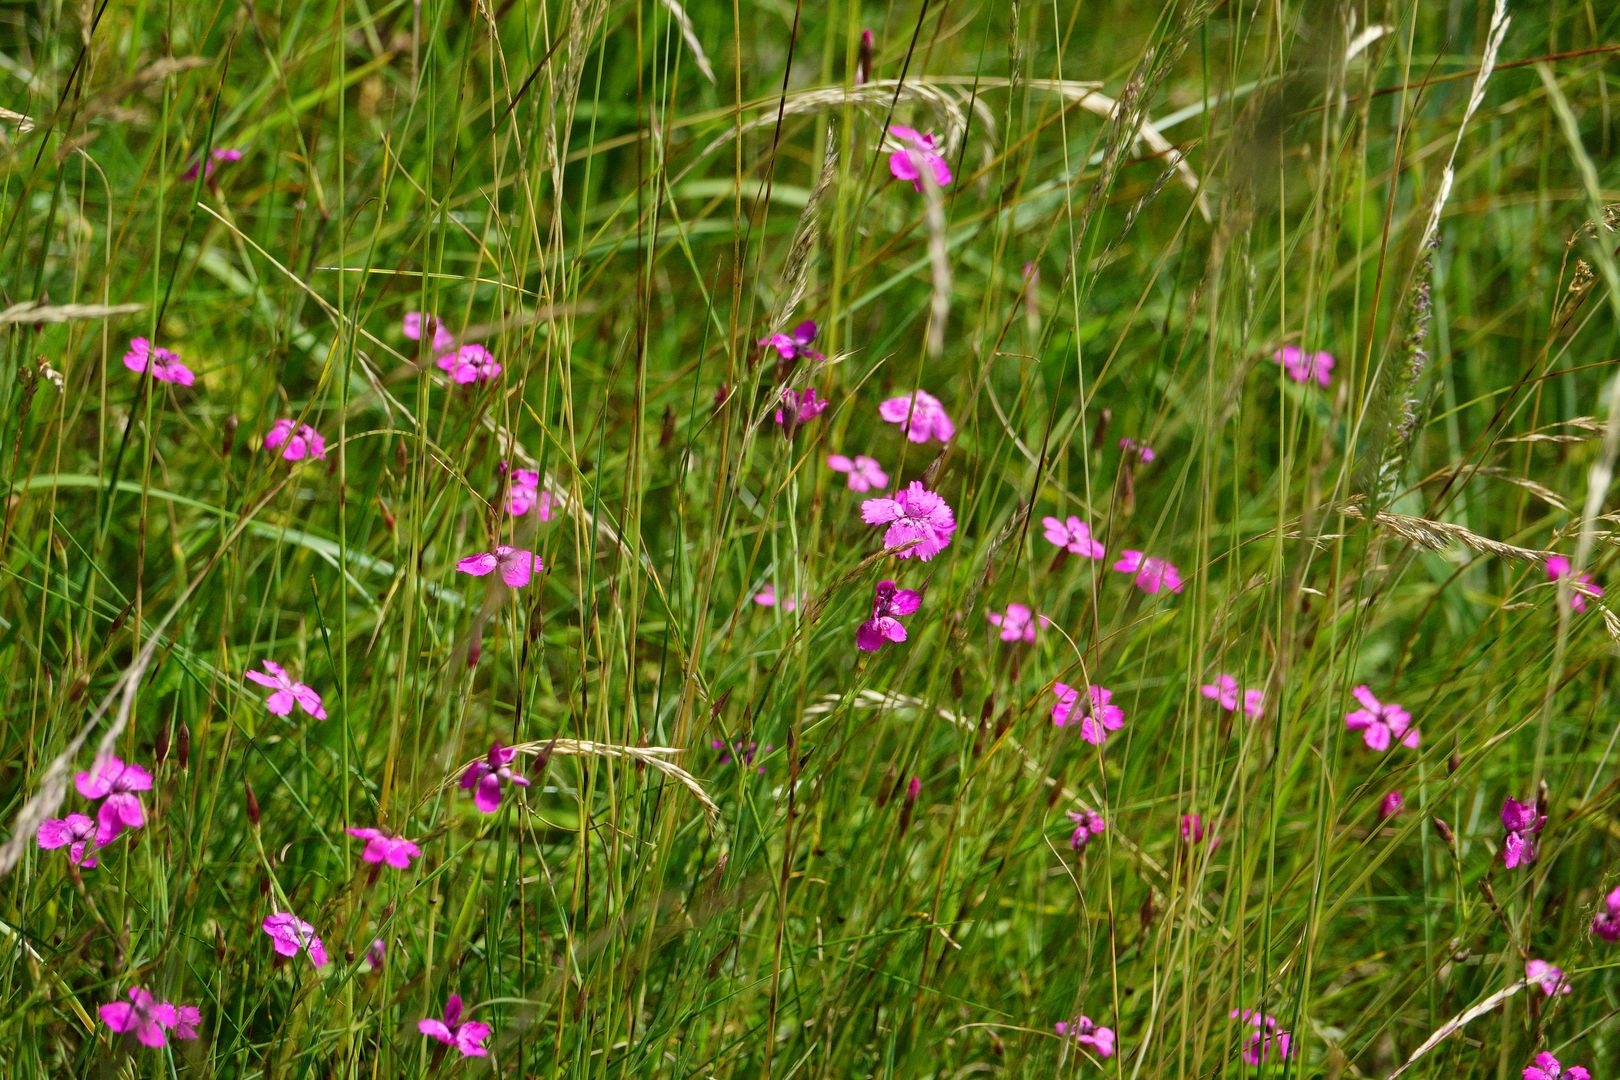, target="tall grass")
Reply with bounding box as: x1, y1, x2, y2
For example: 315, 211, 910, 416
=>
3, 0, 1619, 1075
